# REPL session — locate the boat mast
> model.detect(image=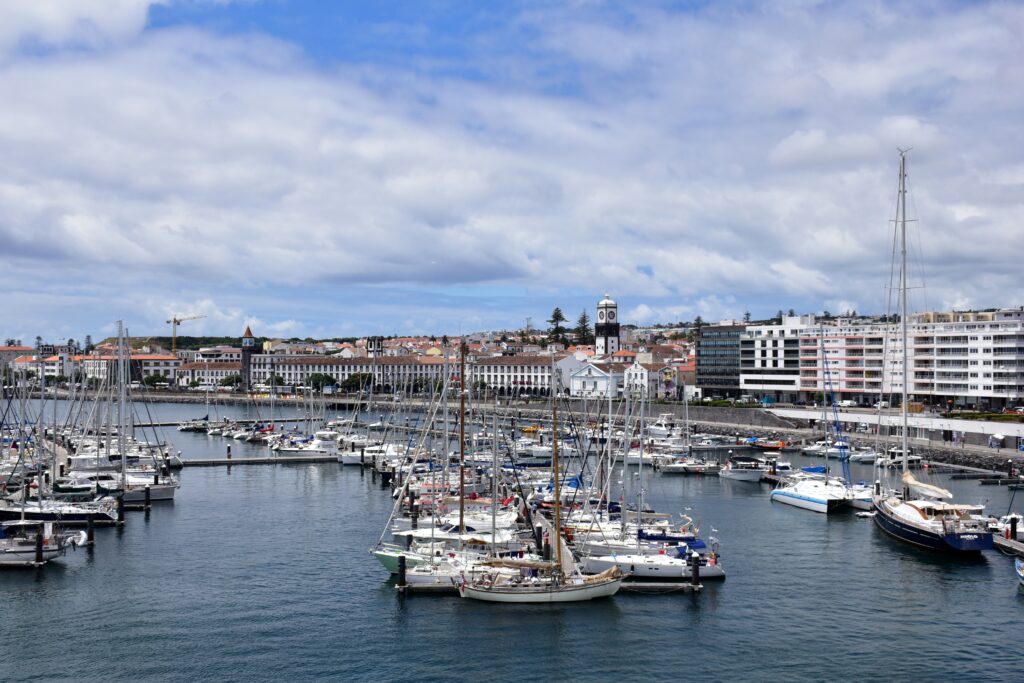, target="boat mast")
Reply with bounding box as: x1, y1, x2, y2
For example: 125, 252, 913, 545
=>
491, 411, 498, 557
899, 150, 910, 474
551, 367, 563, 573
117, 321, 127, 490
458, 341, 466, 536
